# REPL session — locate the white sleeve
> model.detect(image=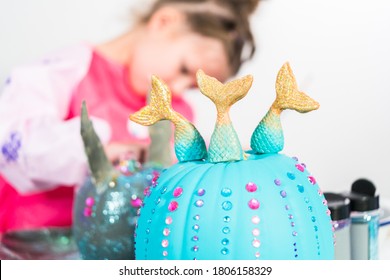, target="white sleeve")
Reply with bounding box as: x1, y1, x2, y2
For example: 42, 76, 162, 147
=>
0, 45, 111, 194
